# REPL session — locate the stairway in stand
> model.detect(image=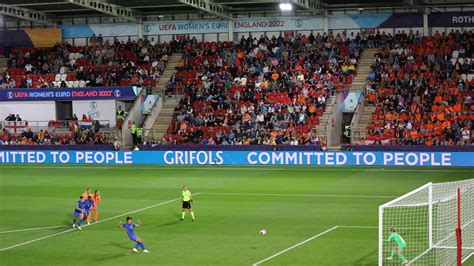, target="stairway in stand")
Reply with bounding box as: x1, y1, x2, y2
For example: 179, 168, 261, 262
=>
151, 53, 182, 95
315, 95, 336, 142
315, 48, 378, 150
350, 48, 379, 143
353, 105, 376, 143
350, 48, 378, 92
145, 53, 183, 141
148, 99, 179, 141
